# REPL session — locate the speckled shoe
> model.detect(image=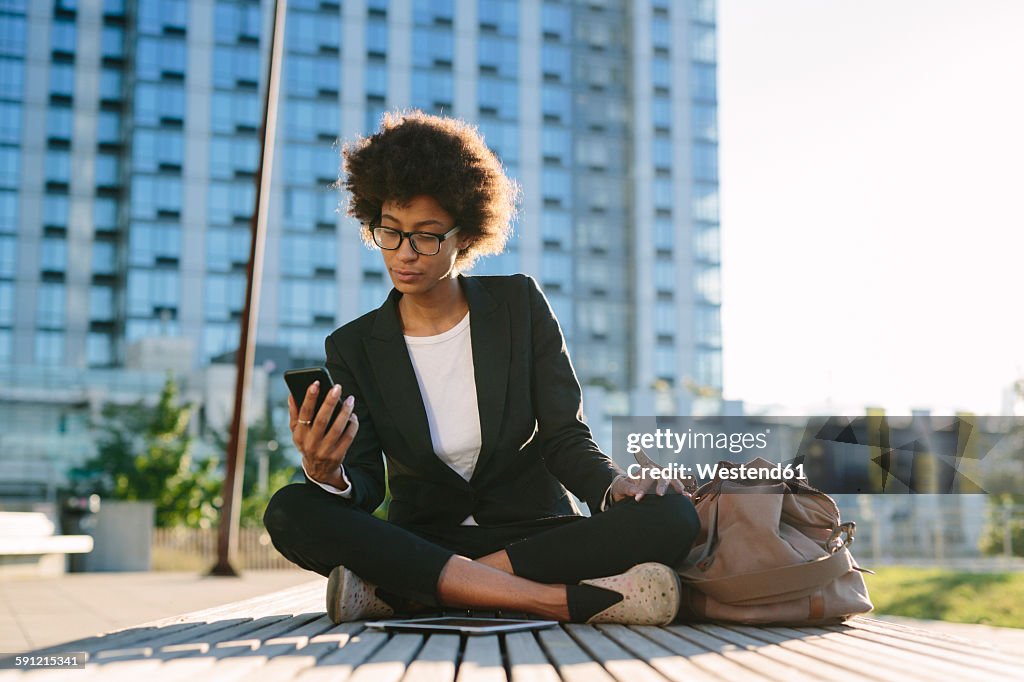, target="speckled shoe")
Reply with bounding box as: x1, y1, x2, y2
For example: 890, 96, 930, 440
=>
579, 562, 681, 625
326, 565, 395, 624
